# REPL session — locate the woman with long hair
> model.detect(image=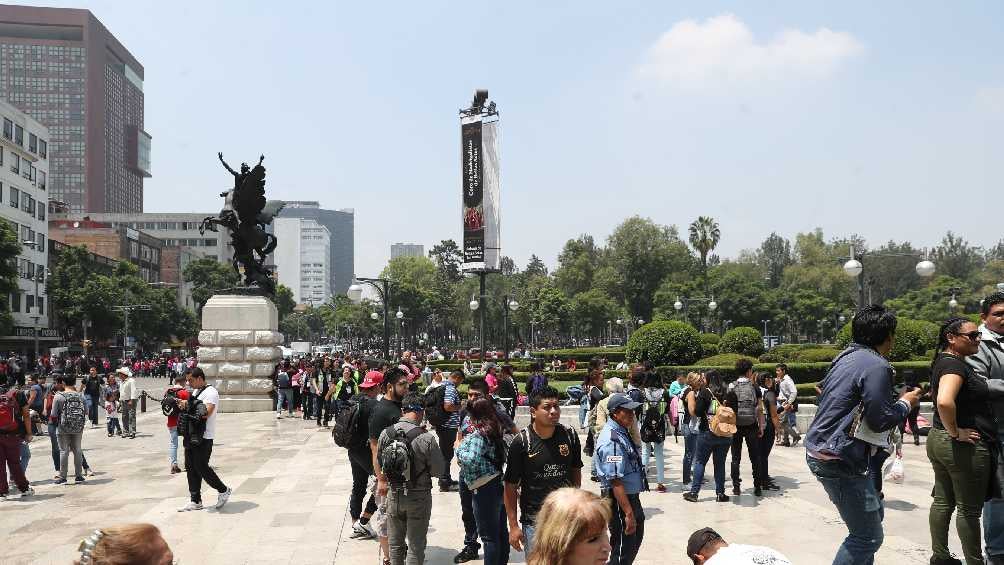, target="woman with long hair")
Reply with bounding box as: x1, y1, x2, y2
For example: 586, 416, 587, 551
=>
456, 398, 510, 565
927, 317, 995, 565
681, 372, 703, 485
527, 488, 611, 565
683, 370, 735, 503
